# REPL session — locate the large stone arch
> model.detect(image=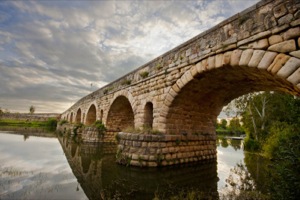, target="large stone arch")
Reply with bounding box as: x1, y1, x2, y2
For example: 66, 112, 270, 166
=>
161, 50, 300, 134
85, 104, 97, 125
75, 108, 82, 123
106, 95, 135, 131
